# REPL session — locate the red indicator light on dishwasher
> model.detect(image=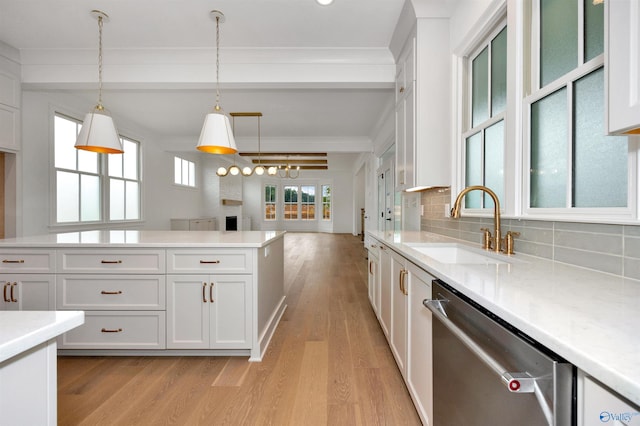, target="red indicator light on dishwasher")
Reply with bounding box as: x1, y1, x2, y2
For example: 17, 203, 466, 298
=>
509, 380, 521, 391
